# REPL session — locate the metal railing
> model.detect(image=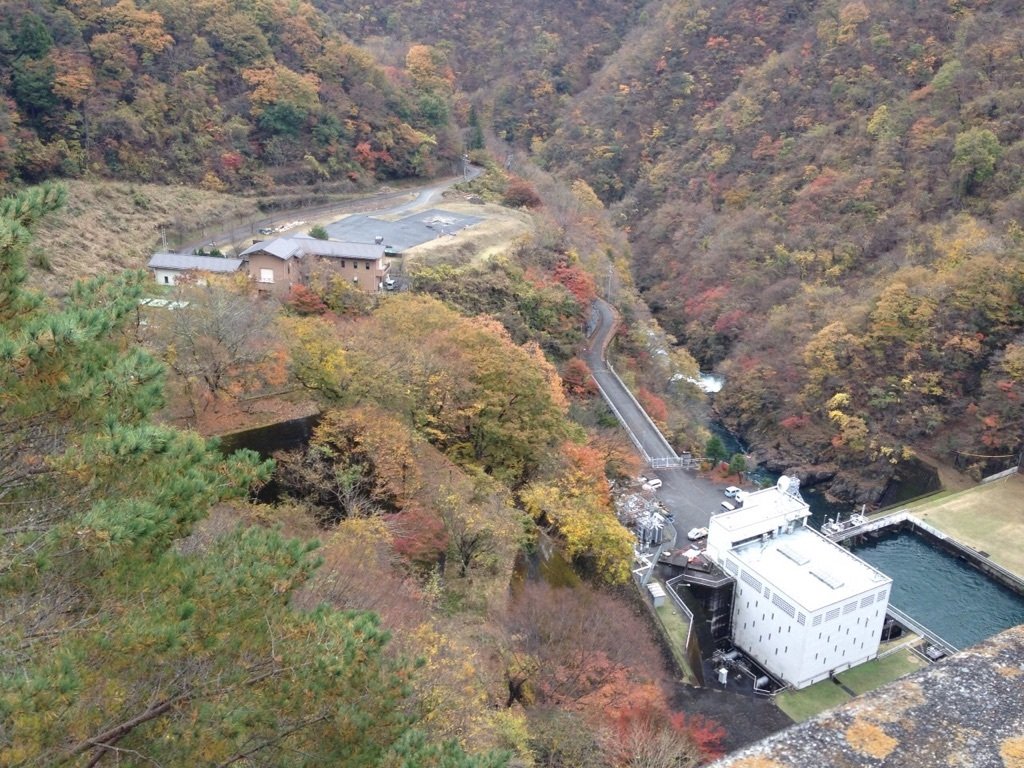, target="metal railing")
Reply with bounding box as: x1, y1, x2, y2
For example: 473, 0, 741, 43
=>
591, 374, 655, 462
590, 359, 683, 468
886, 605, 958, 656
